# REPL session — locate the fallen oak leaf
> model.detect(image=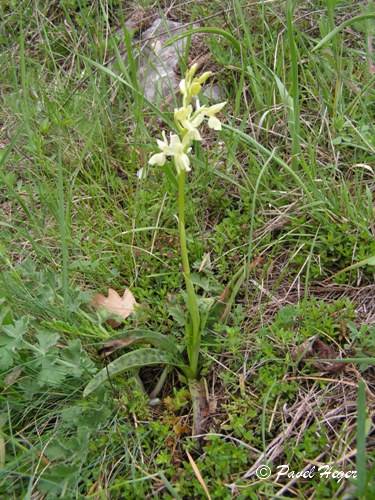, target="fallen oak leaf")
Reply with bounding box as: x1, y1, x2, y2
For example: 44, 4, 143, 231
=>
291, 335, 317, 363
311, 339, 346, 373
292, 337, 346, 373
91, 288, 137, 328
